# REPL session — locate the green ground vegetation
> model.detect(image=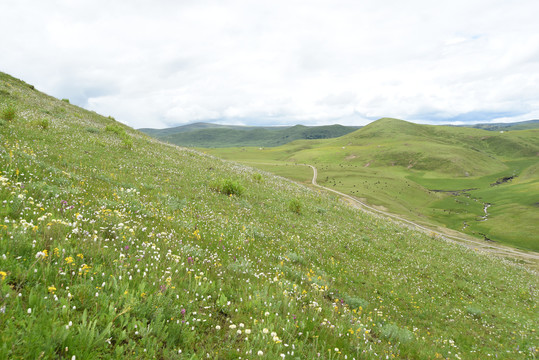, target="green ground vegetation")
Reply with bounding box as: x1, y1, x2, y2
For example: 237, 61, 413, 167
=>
207, 118, 539, 251
0, 72, 538, 359
140, 123, 360, 148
